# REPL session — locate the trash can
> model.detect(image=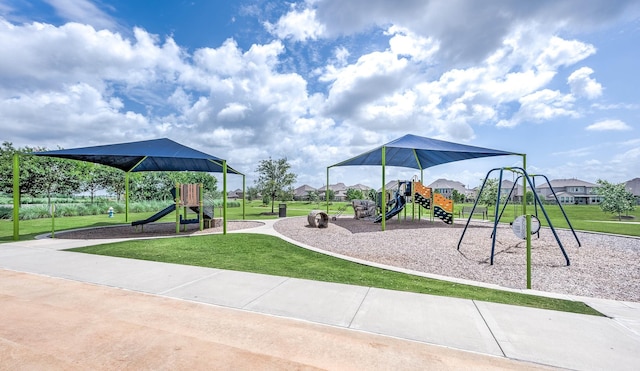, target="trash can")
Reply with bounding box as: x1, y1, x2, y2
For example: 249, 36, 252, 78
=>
278, 203, 287, 217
